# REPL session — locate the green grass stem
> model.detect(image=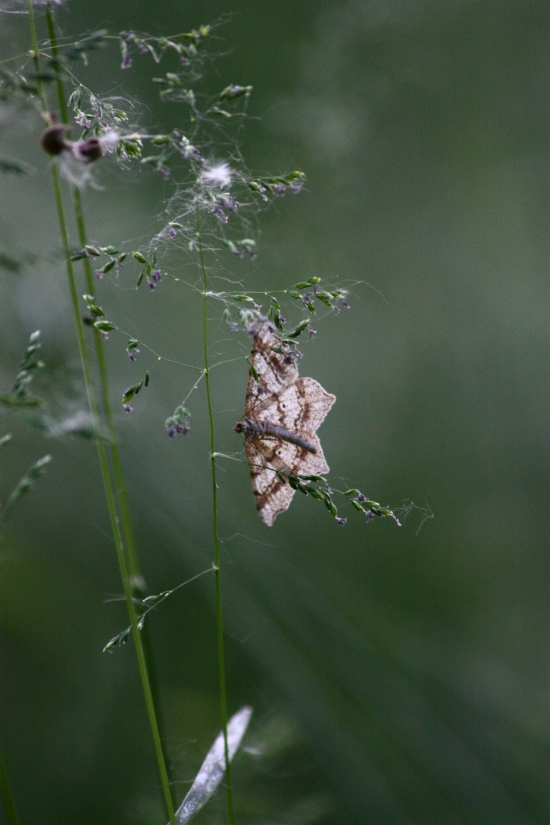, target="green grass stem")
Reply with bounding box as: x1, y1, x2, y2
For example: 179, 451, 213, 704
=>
198, 228, 235, 825
29, 5, 176, 821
